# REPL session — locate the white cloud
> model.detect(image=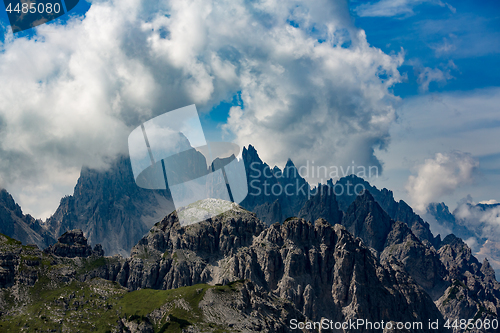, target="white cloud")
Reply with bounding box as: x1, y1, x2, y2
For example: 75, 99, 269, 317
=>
354, 0, 455, 18
0, 0, 404, 218
479, 199, 498, 205
408, 59, 455, 92
454, 202, 500, 243
416, 66, 453, 92
371, 88, 500, 211
406, 151, 479, 212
